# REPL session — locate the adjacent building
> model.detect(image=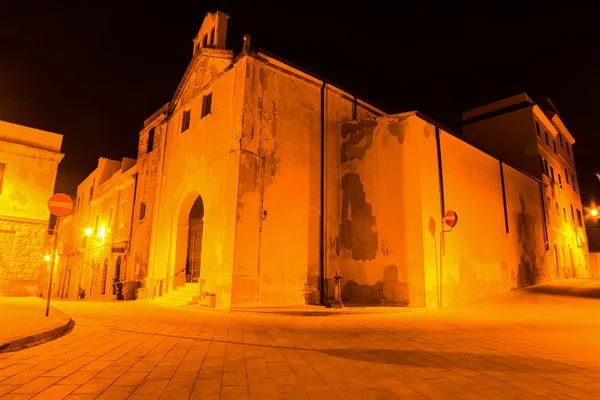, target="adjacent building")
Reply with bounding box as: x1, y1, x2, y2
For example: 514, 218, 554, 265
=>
0, 119, 63, 296
53, 157, 137, 300
463, 94, 590, 280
